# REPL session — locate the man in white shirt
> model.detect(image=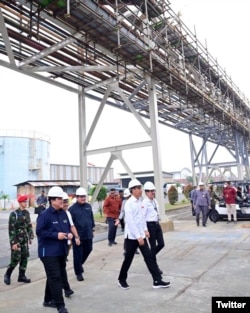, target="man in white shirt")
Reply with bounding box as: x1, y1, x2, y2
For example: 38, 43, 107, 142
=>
141, 181, 164, 274
117, 179, 170, 290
